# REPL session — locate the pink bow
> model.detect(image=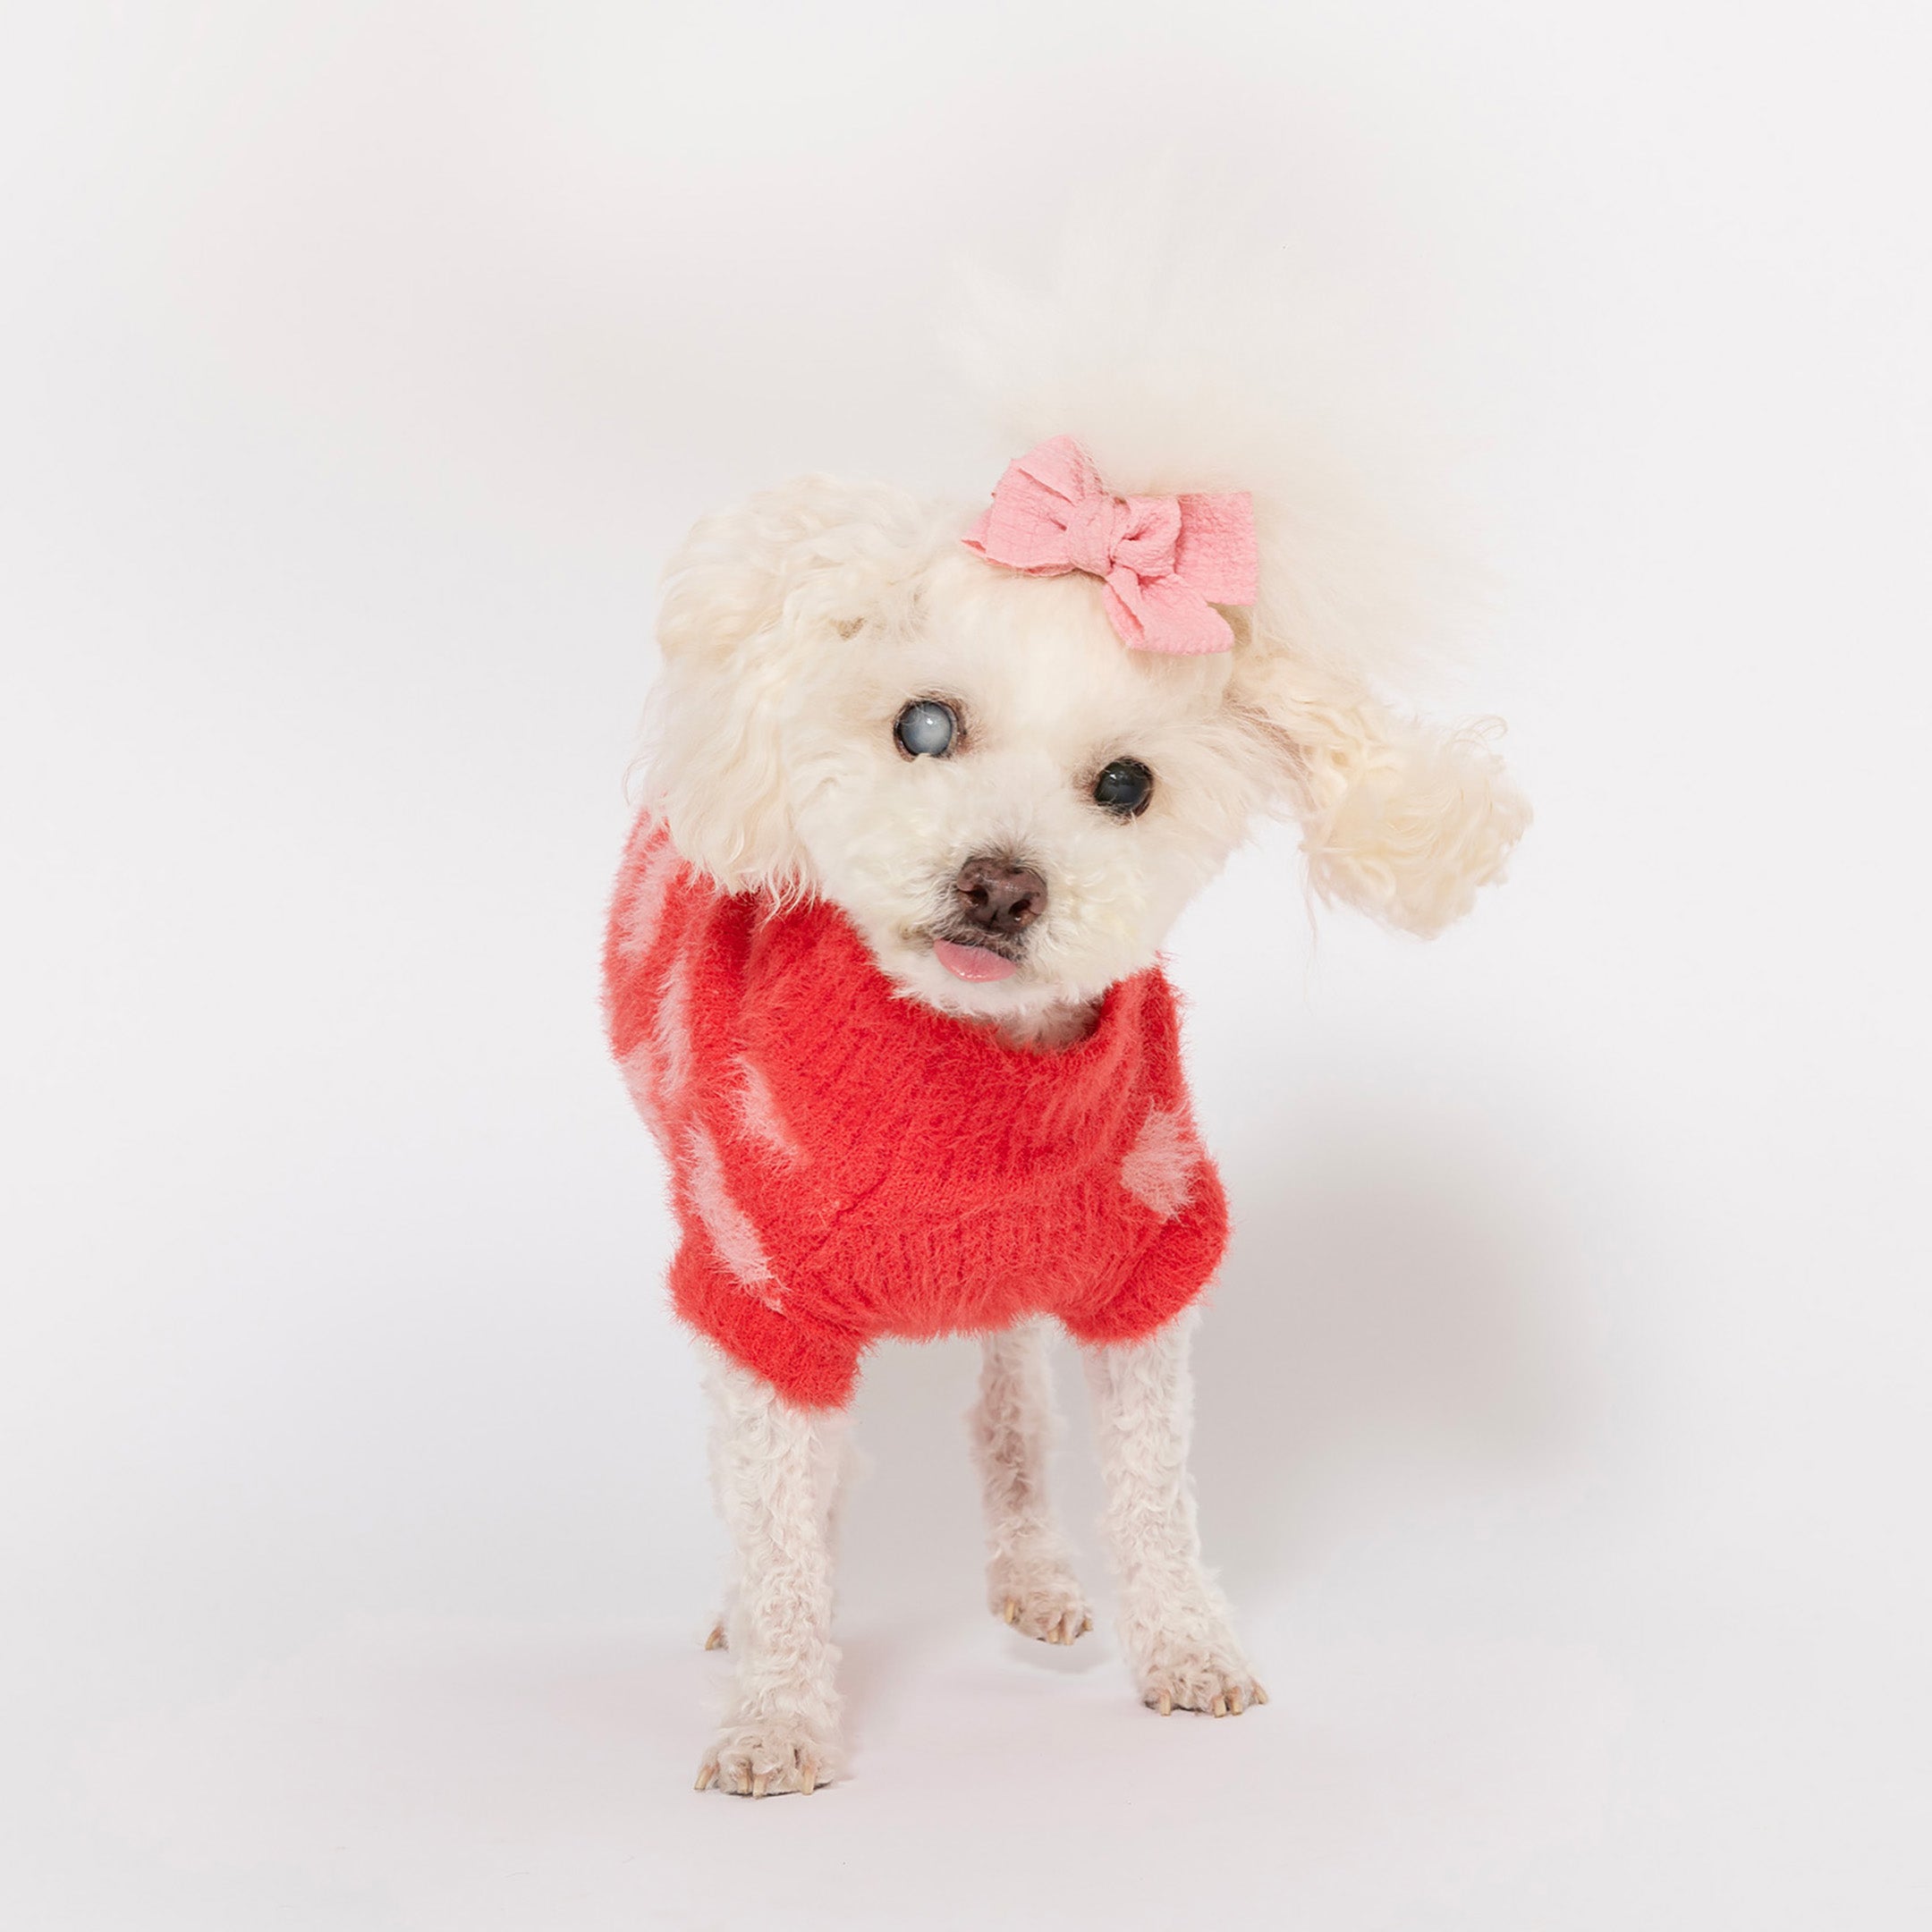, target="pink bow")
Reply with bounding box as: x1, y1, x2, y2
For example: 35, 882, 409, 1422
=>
962, 436, 1256, 655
